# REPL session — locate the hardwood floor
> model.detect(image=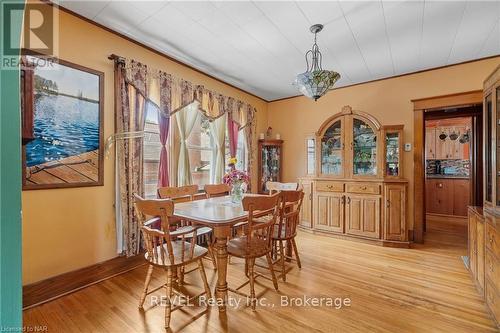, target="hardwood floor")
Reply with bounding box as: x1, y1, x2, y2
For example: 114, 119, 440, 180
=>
23, 221, 498, 332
